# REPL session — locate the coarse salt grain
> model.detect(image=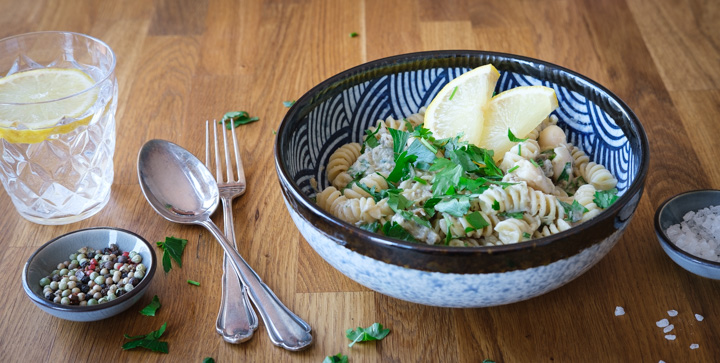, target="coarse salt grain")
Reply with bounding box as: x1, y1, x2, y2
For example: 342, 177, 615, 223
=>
667, 310, 678, 317
656, 318, 669, 328
615, 306, 625, 316
663, 324, 674, 333
695, 313, 704, 321
665, 205, 720, 262
665, 334, 676, 340
690, 343, 699, 349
